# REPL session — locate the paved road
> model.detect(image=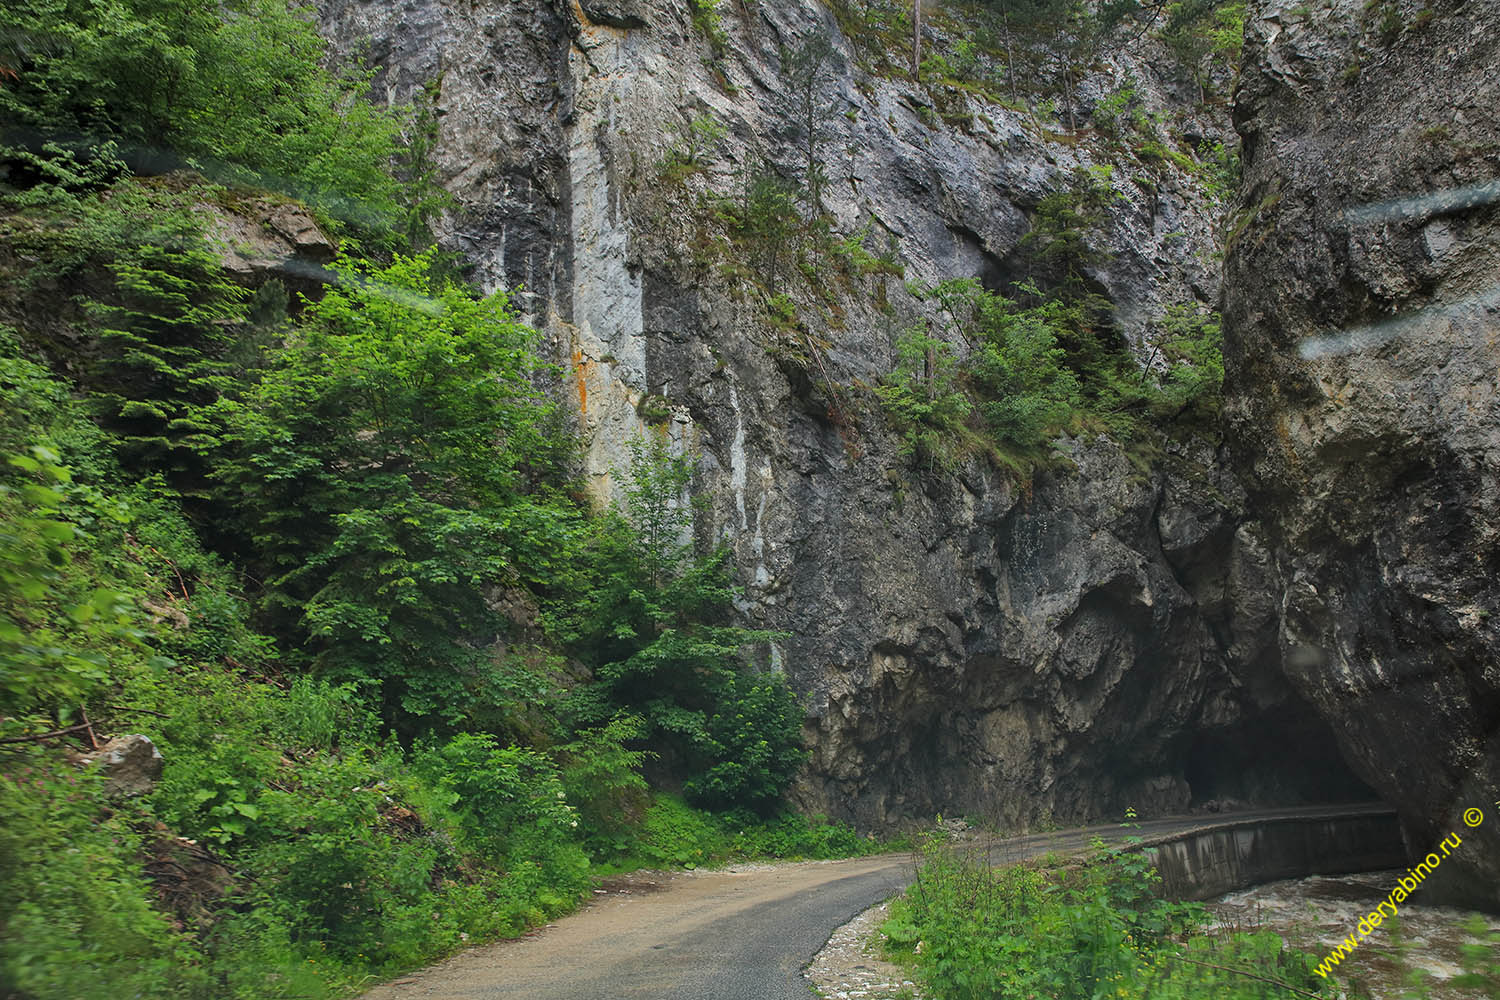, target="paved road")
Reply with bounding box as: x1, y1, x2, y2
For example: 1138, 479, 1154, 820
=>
361, 804, 1391, 1000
